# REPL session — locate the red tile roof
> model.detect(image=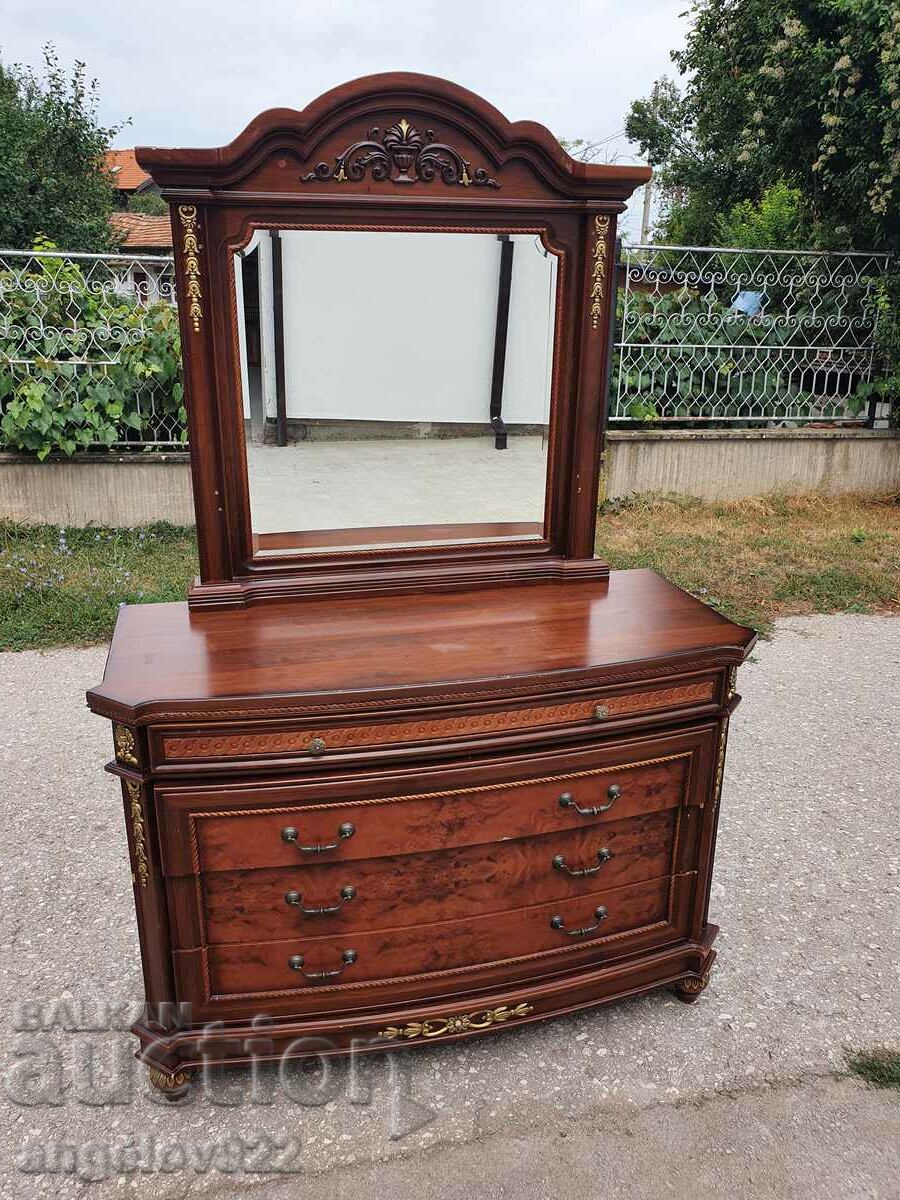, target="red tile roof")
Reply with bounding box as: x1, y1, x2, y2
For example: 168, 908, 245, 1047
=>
109, 212, 173, 250
105, 149, 152, 192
